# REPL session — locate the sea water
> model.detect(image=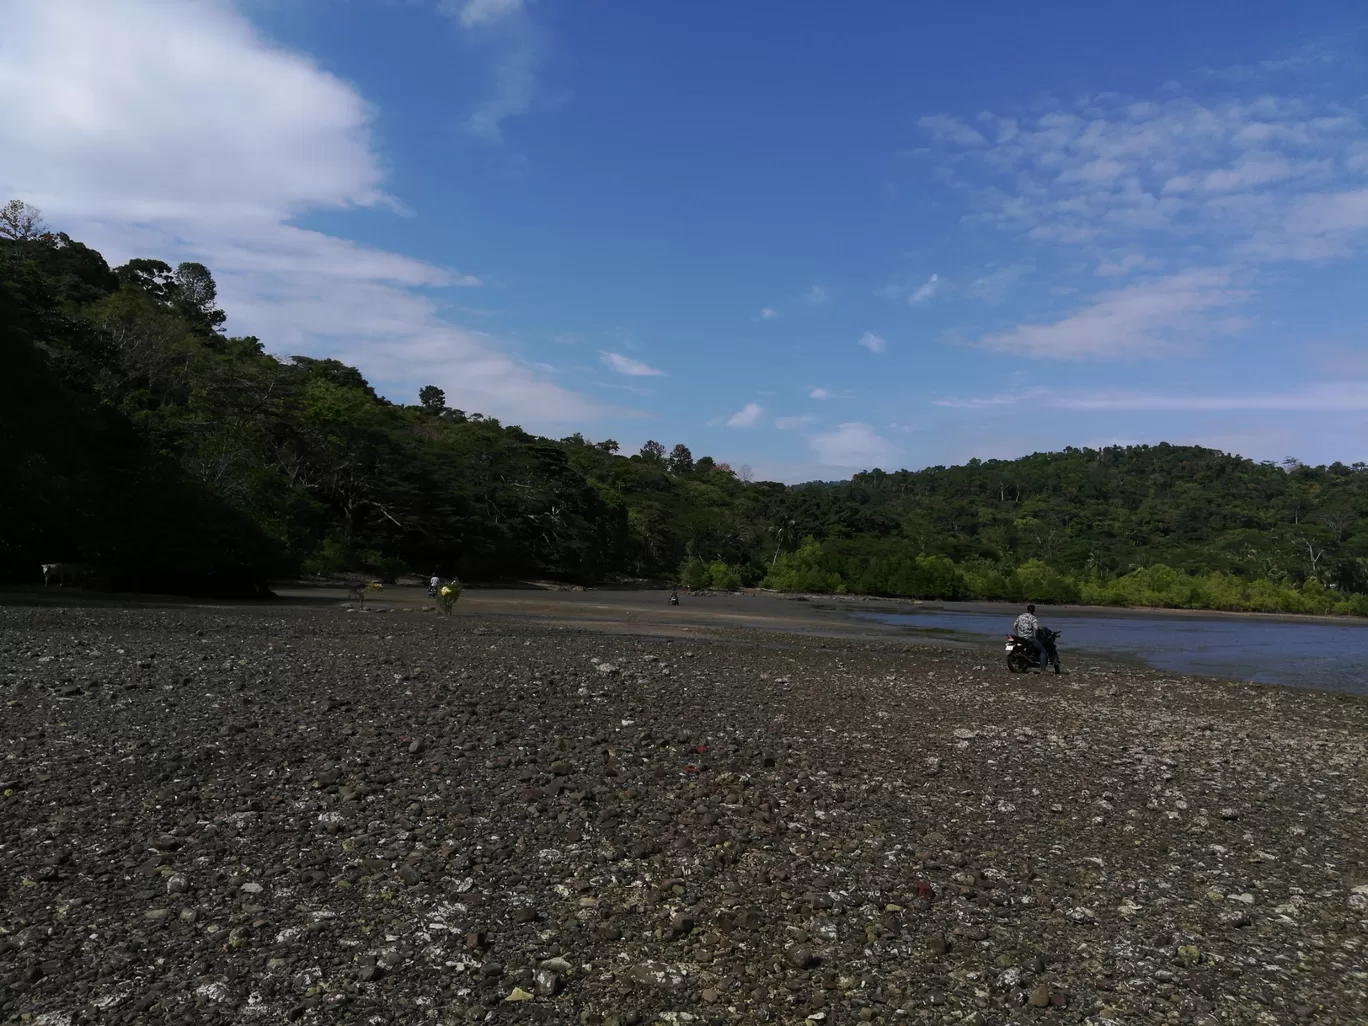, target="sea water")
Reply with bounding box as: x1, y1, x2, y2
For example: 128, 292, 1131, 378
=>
857, 608, 1368, 696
